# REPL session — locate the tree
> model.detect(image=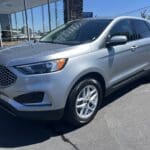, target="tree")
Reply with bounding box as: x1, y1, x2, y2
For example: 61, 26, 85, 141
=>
141, 10, 147, 18
141, 9, 150, 20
